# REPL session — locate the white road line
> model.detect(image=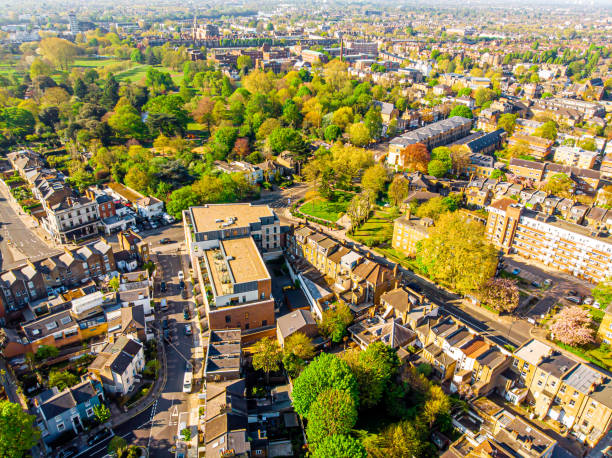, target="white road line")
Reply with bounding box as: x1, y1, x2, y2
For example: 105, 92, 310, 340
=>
146, 399, 159, 451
